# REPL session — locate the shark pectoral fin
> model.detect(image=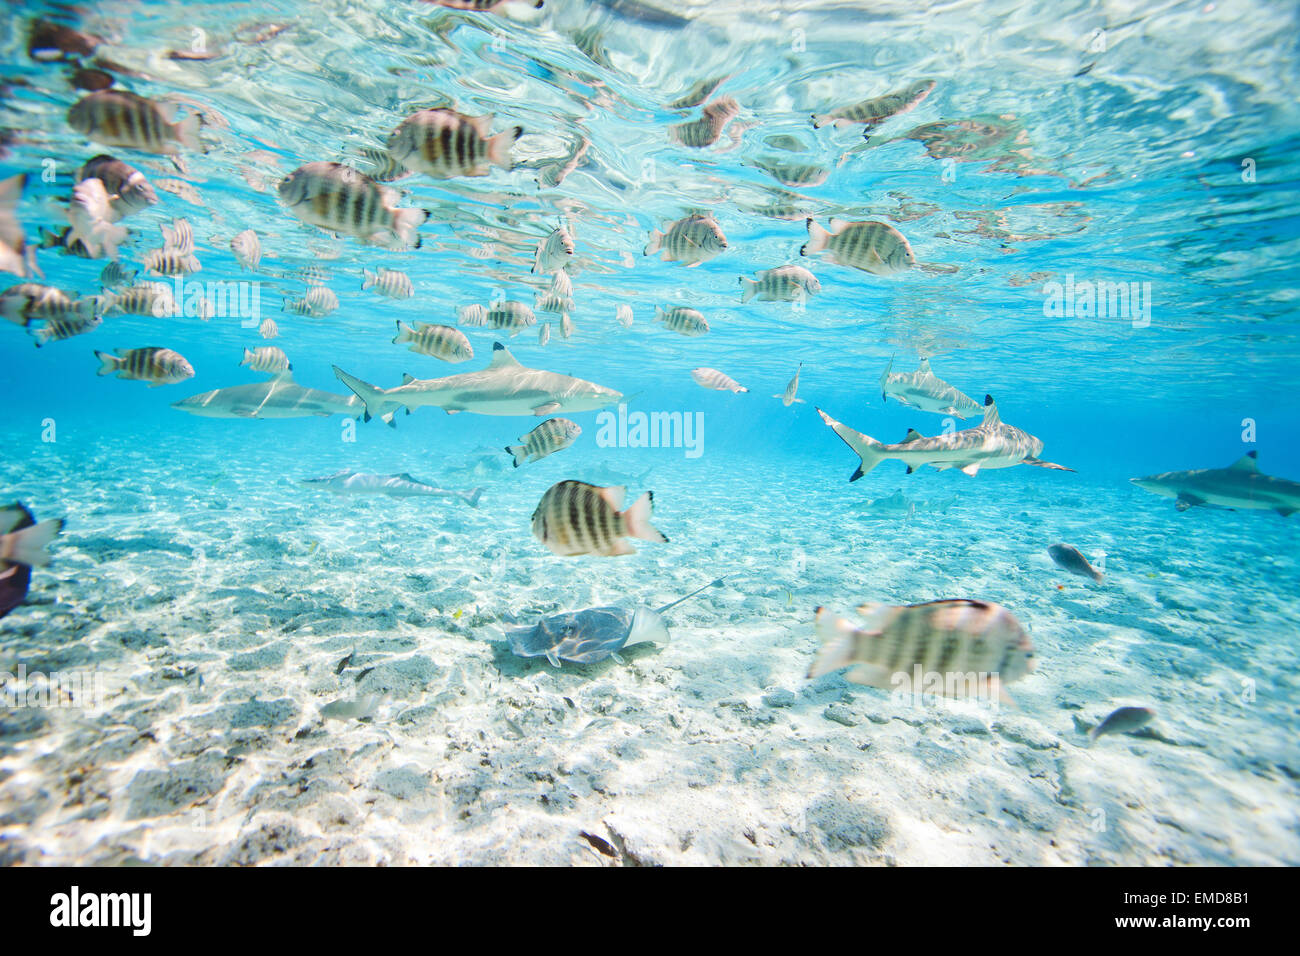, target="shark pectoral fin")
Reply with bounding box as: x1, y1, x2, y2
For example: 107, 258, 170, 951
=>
905, 466, 914, 475
545, 650, 562, 668
1175, 493, 1205, 512
1276, 507, 1296, 517
1023, 456, 1075, 472
533, 402, 561, 415
959, 463, 981, 477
